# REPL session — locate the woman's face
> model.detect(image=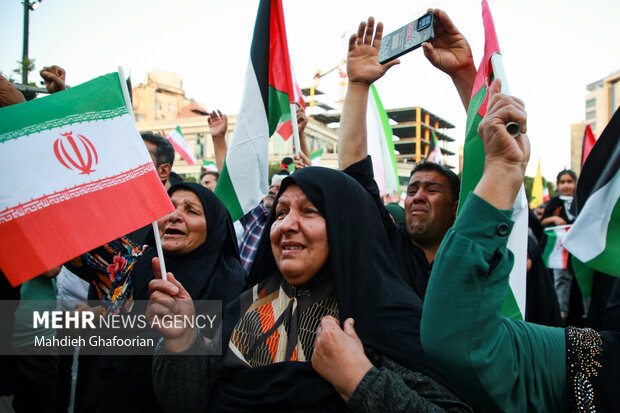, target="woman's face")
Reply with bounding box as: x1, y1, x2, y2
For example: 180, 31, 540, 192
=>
270, 184, 329, 286
557, 173, 576, 196
157, 190, 207, 255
